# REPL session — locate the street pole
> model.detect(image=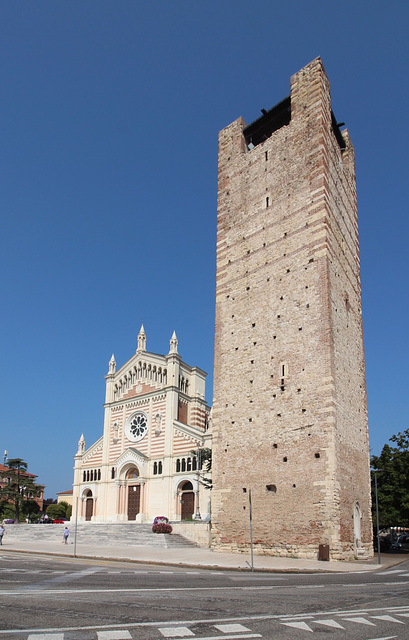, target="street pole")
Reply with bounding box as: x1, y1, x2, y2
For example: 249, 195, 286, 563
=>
195, 446, 201, 520
249, 489, 254, 572
372, 469, 383, 565
73, 496, 79, 558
